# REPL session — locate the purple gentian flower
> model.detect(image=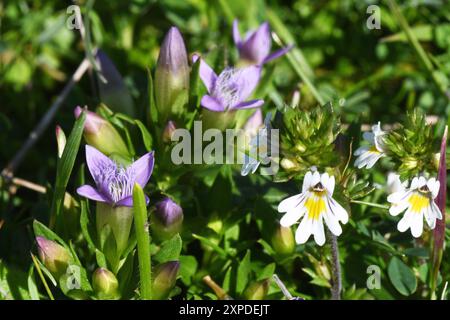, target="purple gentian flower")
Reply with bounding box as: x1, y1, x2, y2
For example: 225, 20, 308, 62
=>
77, 145, 154, 207
193, 55, 264, 112
233, 20, 293, 65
